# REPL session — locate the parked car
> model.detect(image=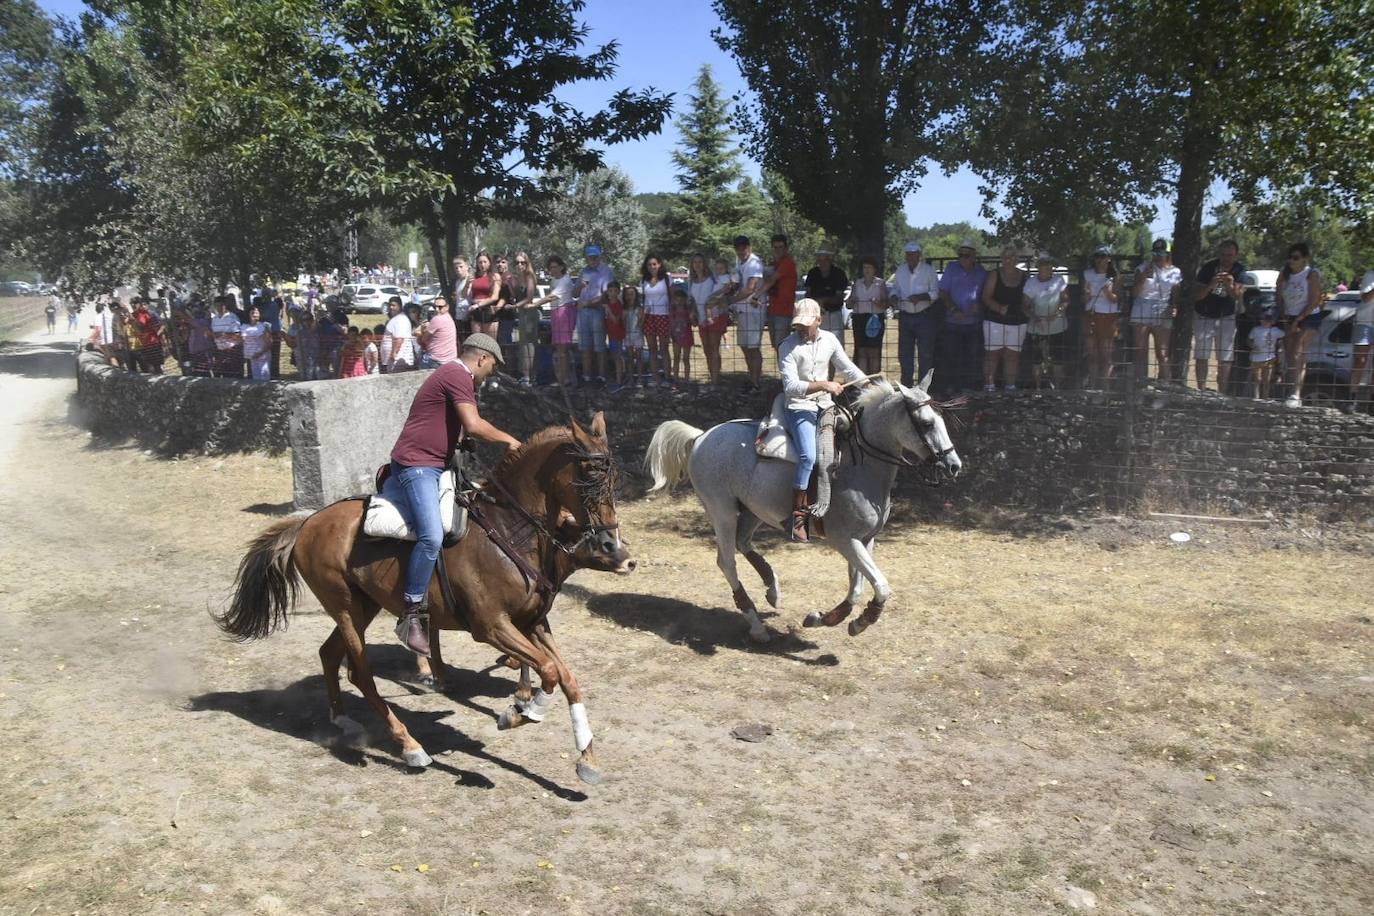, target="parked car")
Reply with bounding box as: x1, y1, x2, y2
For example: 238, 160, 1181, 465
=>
414, 284, 442, 306
0, 280, 35, 297
1301, 293, 1364, 401
348, 284, 405, 314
